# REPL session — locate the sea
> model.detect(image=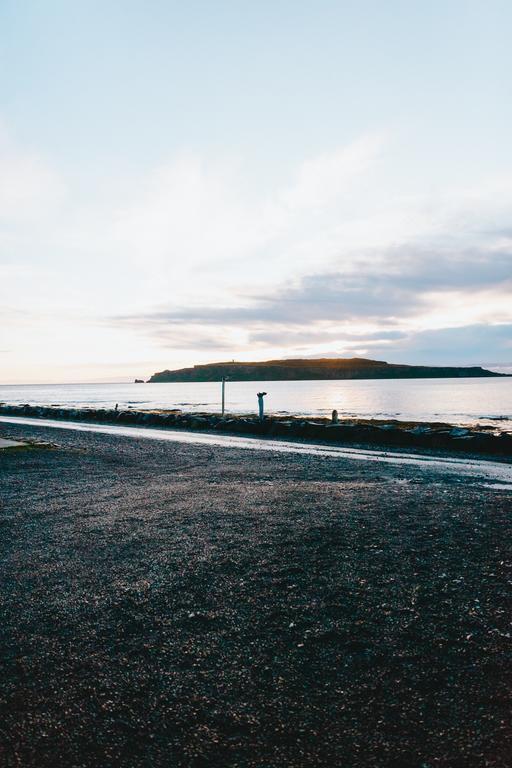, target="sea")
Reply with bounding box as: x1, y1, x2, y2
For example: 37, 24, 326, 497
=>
1, 378, 511, 432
